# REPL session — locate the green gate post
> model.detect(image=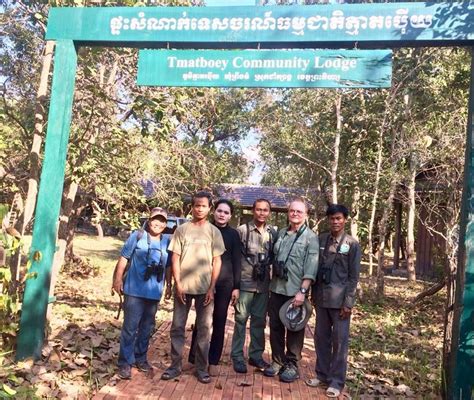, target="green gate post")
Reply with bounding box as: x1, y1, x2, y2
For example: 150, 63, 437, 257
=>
453, 48, 474, 399
16, 40, 77, 360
